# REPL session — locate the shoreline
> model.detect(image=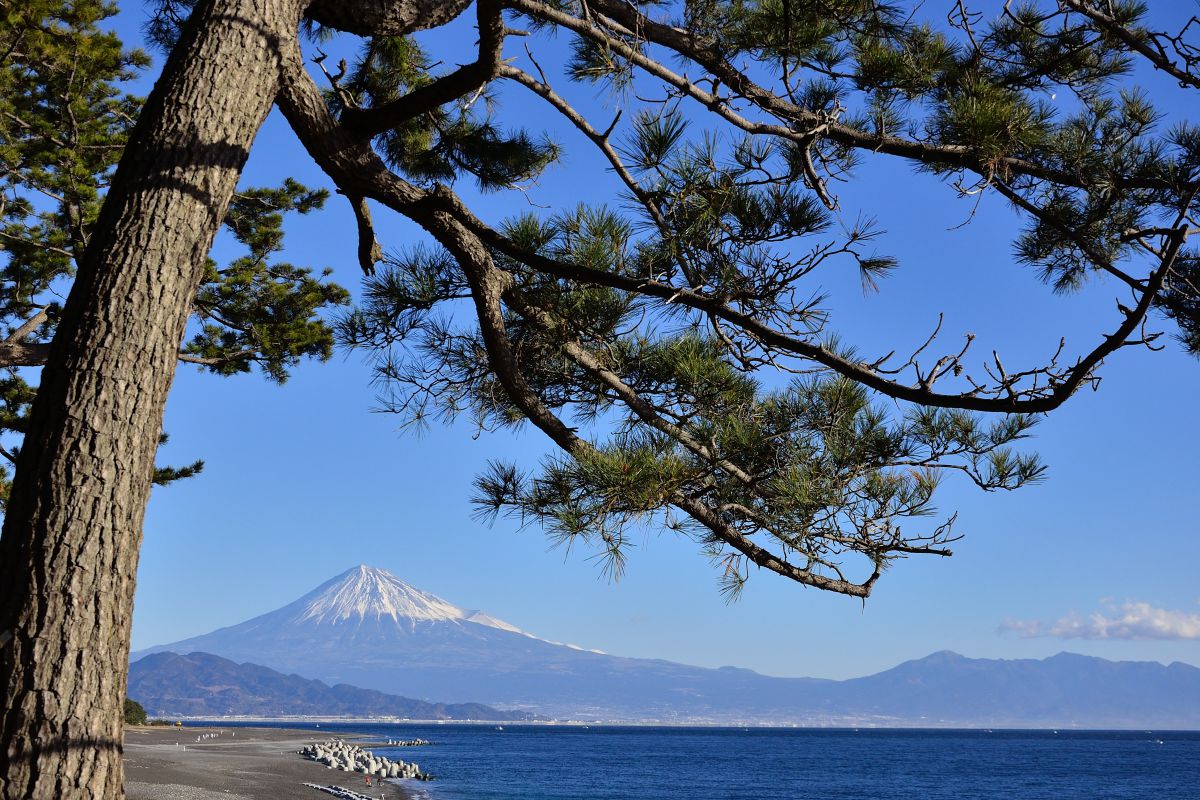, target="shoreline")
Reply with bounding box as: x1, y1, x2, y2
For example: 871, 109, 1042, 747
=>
123, 725, 416, 800
170, 717, 1200, 732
